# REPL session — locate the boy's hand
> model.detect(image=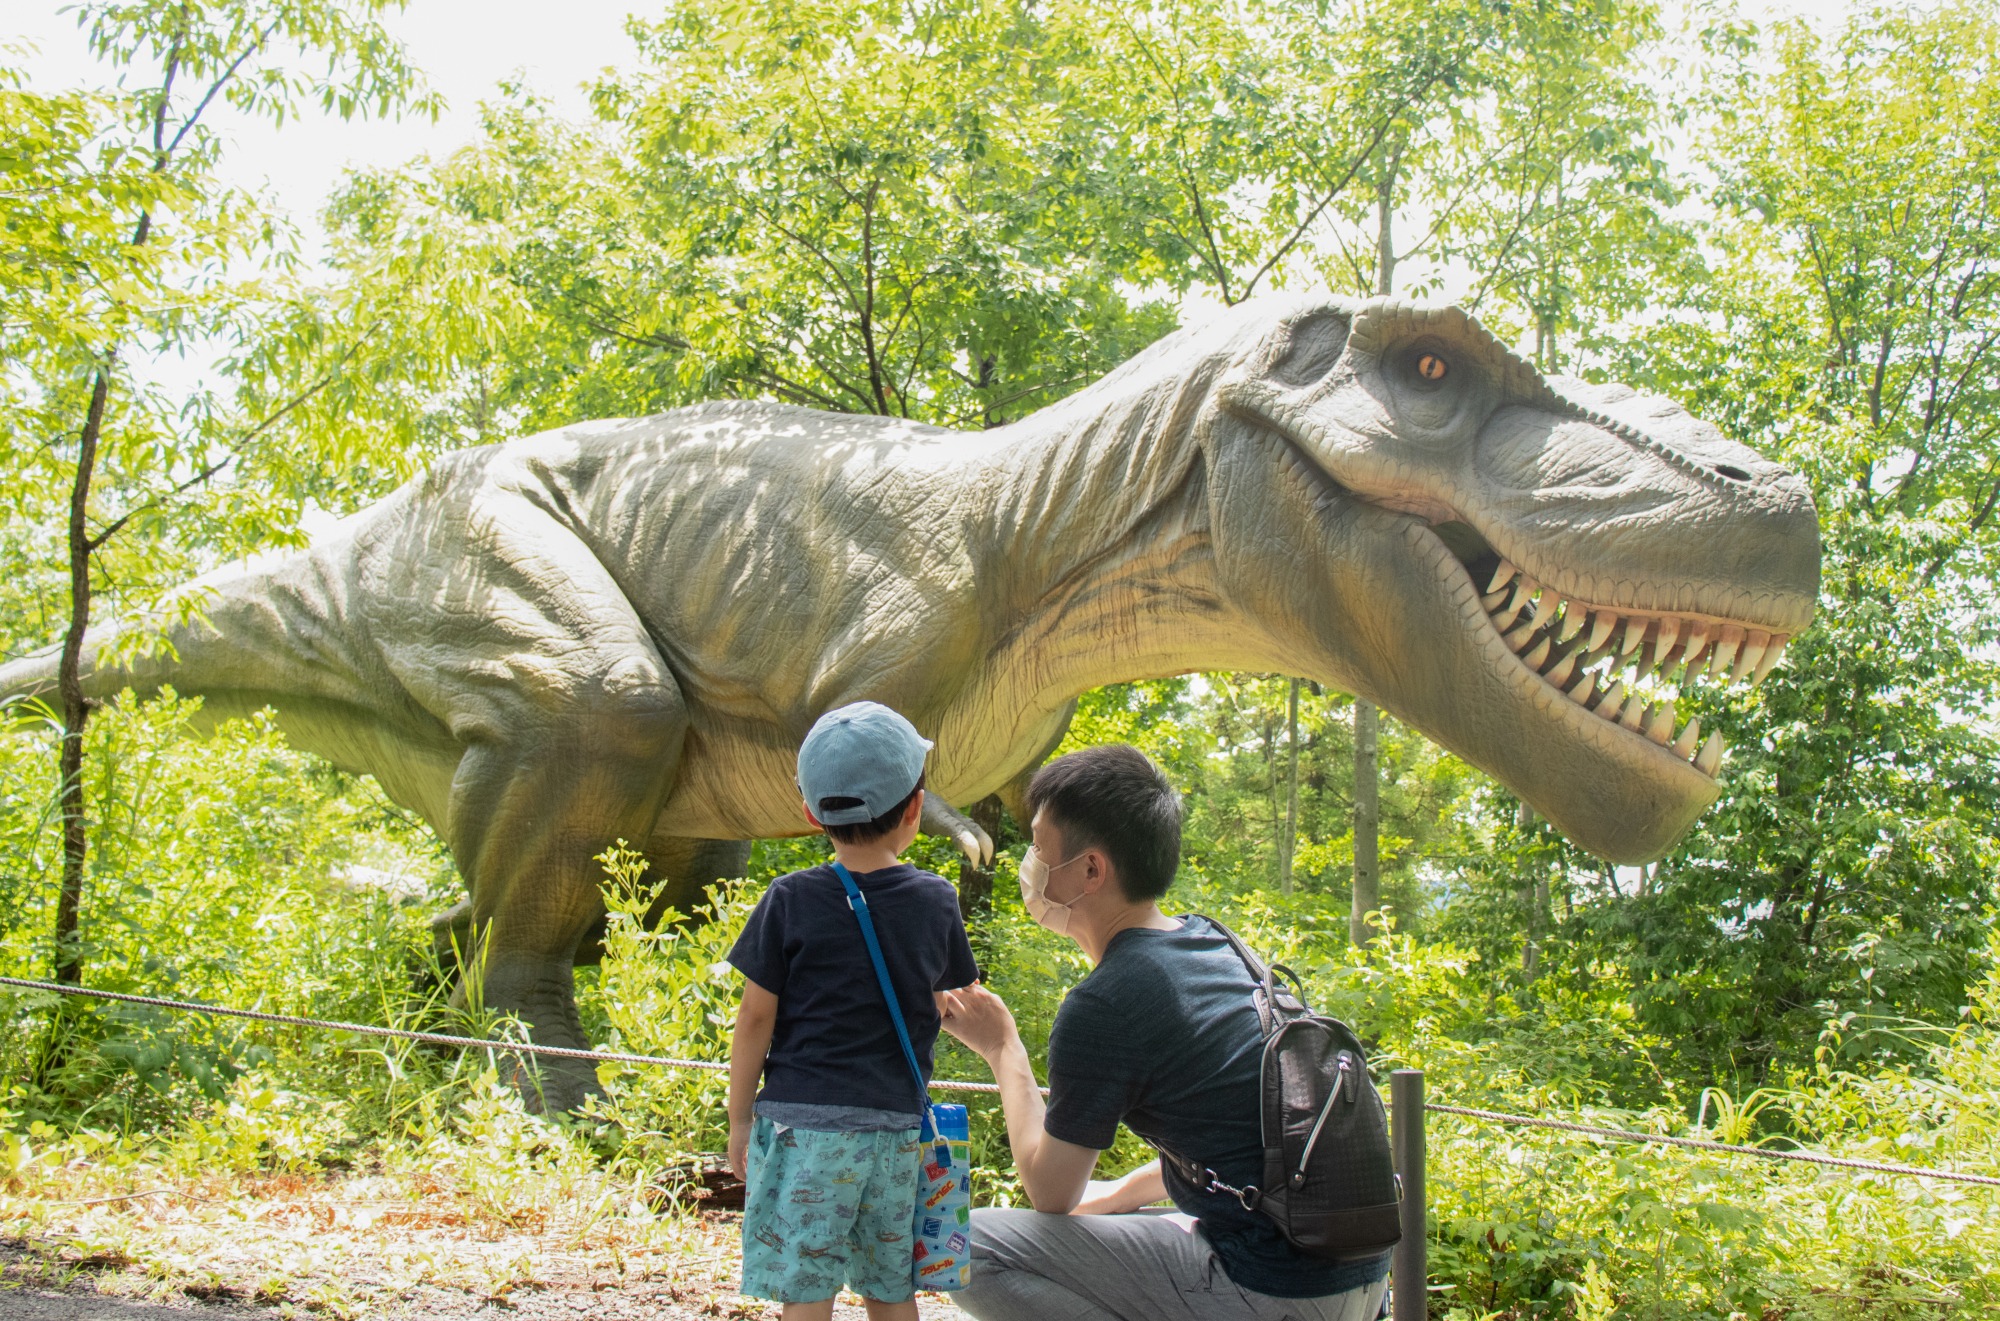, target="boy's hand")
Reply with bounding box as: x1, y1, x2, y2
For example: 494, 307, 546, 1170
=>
938, 983, 1020, 1060
728, 1120, 750, 1184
